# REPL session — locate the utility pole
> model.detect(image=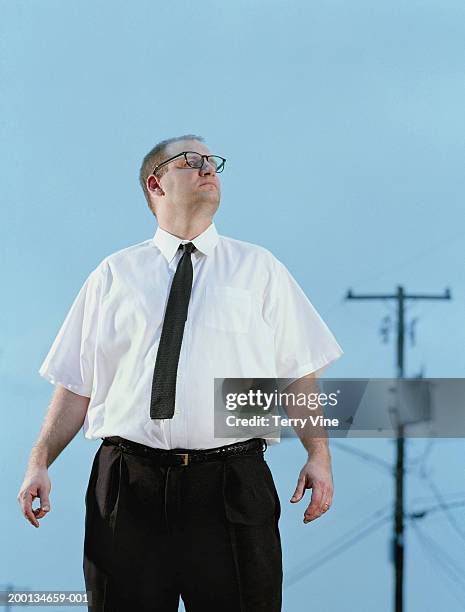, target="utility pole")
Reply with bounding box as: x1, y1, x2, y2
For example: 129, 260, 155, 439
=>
345, 285, 451, 612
